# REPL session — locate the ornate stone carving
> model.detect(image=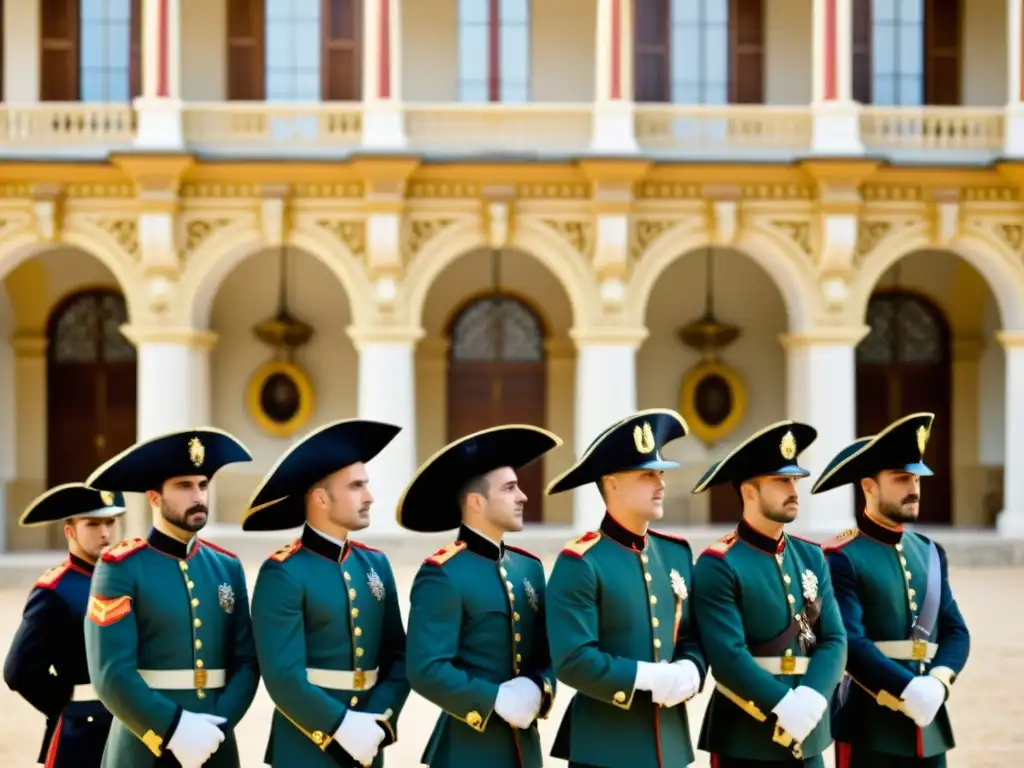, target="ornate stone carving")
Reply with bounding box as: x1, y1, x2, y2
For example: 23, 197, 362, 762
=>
184, 218, 233, 254
771, 220, 813, 255
743, 183, 816, 200
405, 218, 456, 259
860, 184, 923, 202
629, 218, 678, 262
855, 221, 892, 258
406, 182, 480, 199
293, 183, 364, 198
93, 218, 139, 258
65, 183, 135, 198
539, 218, 591, 257
179, 183, 260, 199
317, 219, 367, 260
517, 183, 591, 199
961, 186, 1019, 203
635, 183, 702, 200
997, 223, 1024, 254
